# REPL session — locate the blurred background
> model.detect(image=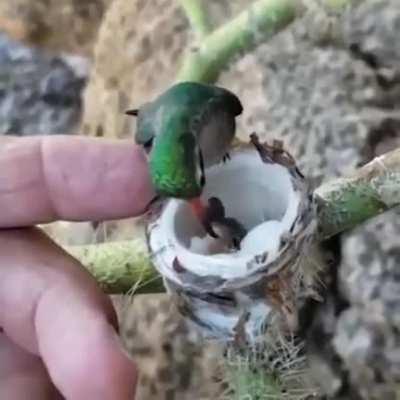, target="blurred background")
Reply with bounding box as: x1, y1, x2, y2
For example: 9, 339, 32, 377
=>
3, 1, 400, 399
